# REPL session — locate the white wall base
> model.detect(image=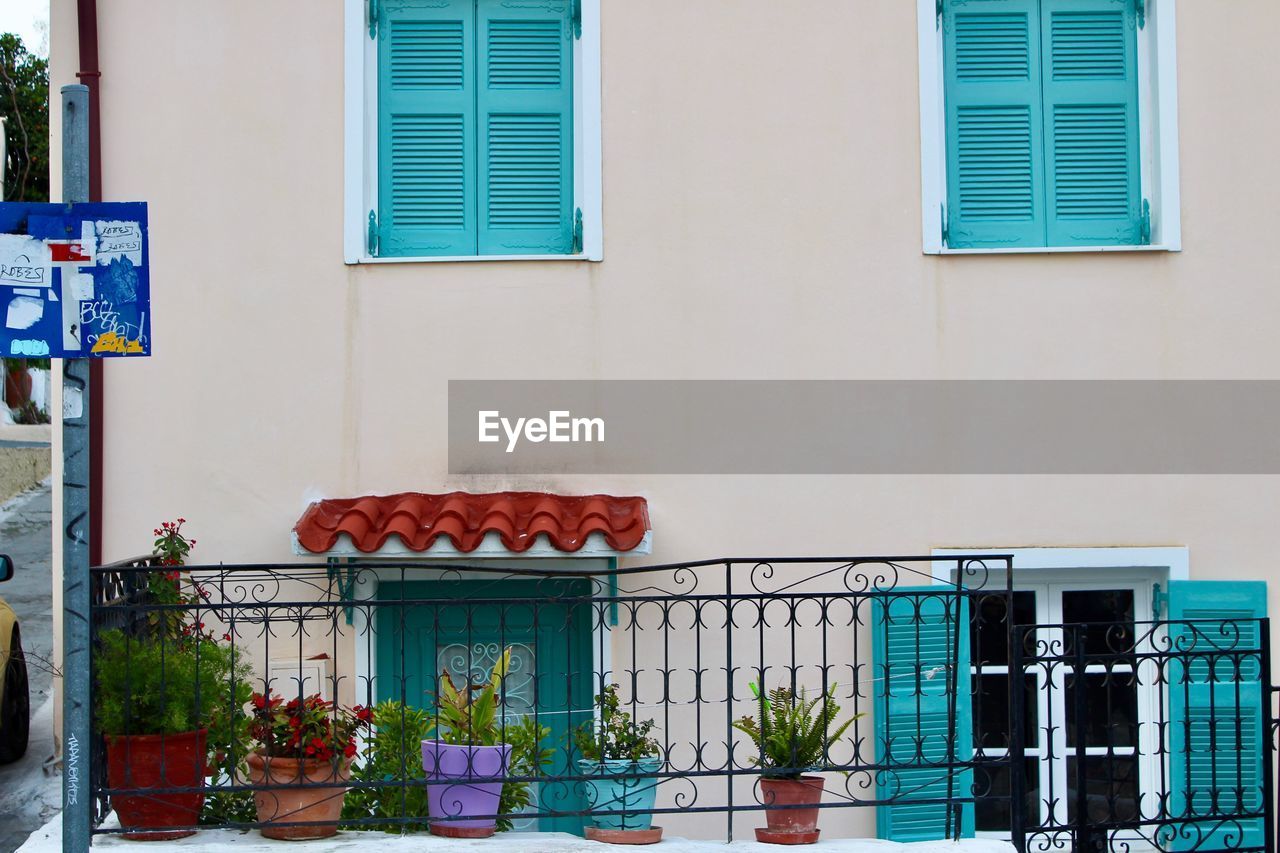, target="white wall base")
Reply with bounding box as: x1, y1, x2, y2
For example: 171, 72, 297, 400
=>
20, 813, 1016, 853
